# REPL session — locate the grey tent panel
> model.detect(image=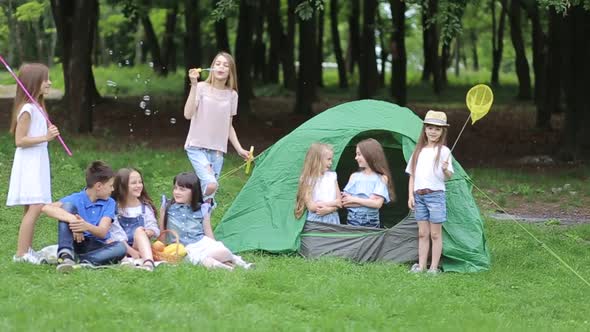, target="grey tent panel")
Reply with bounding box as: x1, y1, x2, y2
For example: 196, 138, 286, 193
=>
299, 213, 419, 263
